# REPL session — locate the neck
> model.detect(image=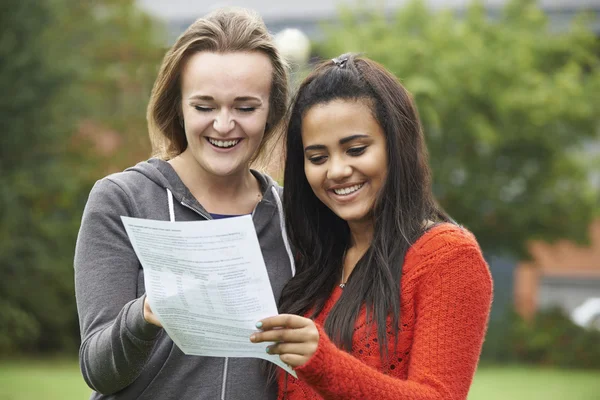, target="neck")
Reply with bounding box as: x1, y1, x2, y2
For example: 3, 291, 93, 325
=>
169, 150, 259, 208
341, 219, 374, 285
348, 219, 374, 253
